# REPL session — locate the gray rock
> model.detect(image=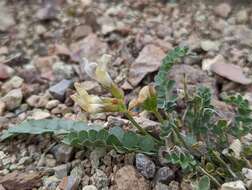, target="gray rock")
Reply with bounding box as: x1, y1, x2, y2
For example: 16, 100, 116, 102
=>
28, 109, 51, 120
234, 25, 252, 47
52, 61, 74, 80
135, 153, 156, 179
51, 144, 74, 164
17, 156, 33, 166
154, 167, 174, 184
49, 79, 73, 102
46, 100, 60, 110
91, 169, 109, 190
154, 182, 169, 190
0, 2, 15, 31
70, 164, 85, 180
1, 88, 23, 110
82, 185, 98, 190
236, 10, 248, 24
53, 164, 69, 179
